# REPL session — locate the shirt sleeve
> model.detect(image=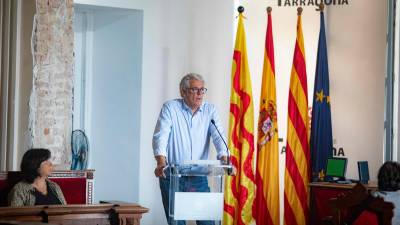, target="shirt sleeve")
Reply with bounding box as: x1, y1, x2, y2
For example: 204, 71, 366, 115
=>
209, 106, 228, 159
152, 103, 173, 157
8, 183, 27, 207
